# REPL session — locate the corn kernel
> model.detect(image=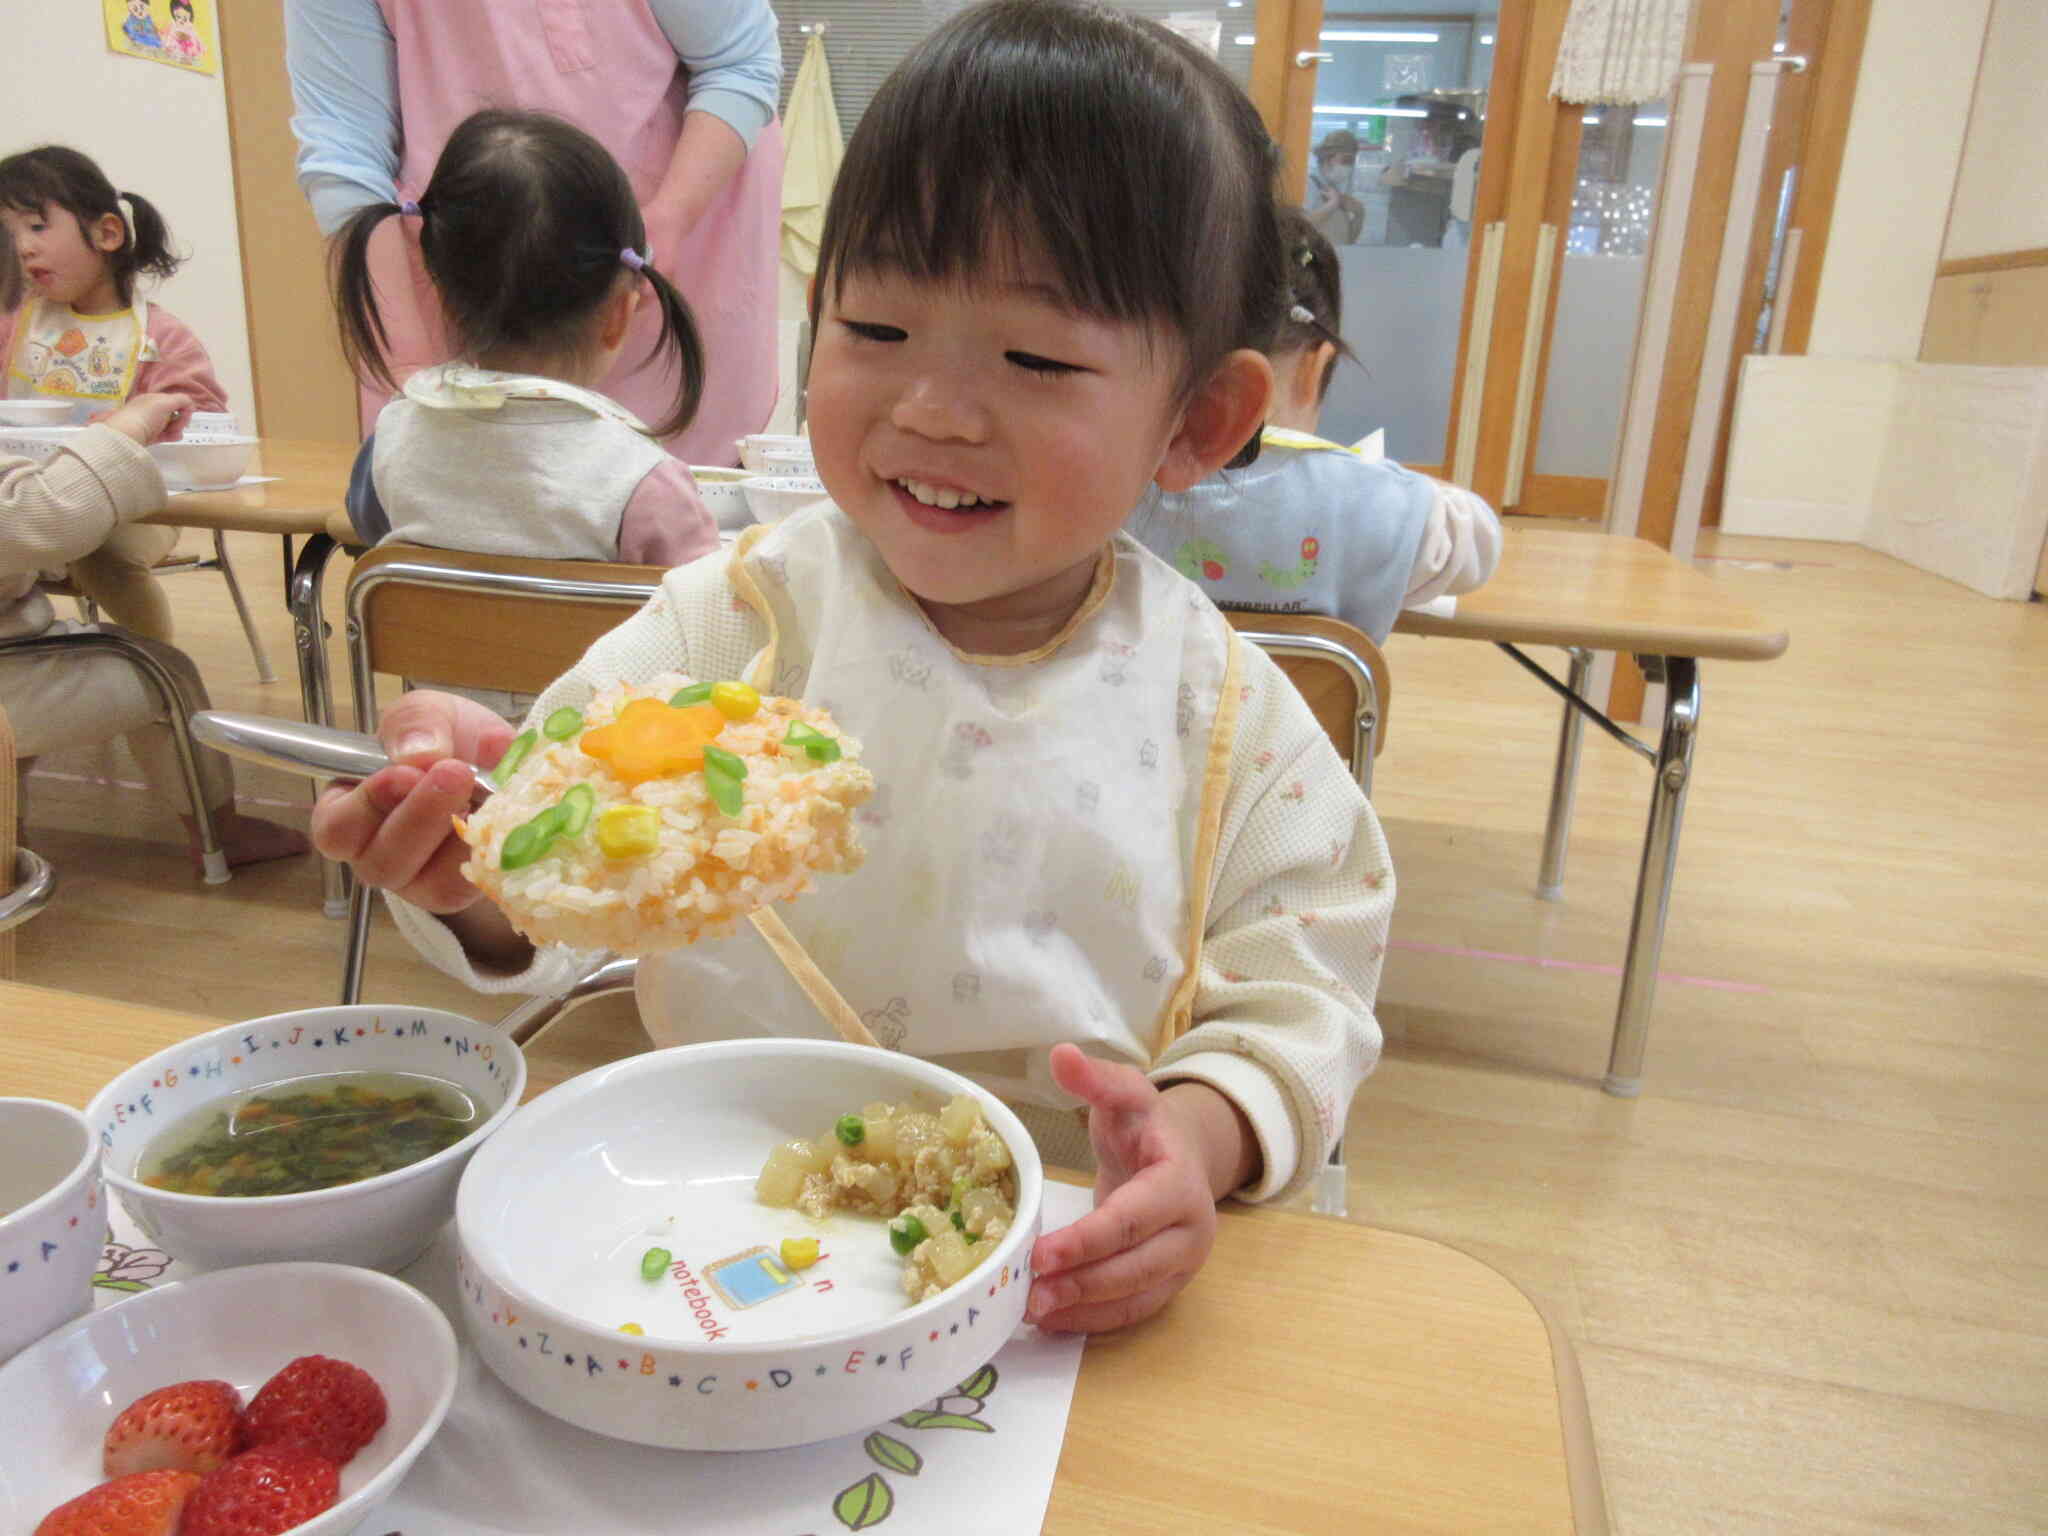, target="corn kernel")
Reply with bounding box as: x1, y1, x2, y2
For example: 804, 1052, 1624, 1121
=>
710, 680, 761, 720
618, 1322, 645, 1335
780, 1236, 821, 1270
595, 804, 661, 860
